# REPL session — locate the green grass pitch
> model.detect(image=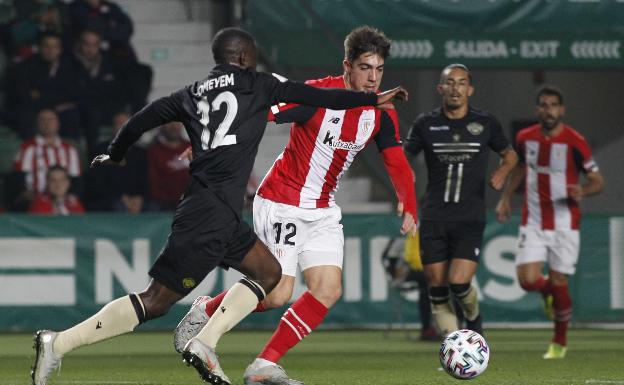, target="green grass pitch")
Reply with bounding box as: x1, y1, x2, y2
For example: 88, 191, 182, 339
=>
1, 329, 623, 385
